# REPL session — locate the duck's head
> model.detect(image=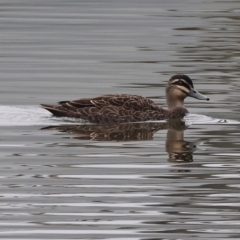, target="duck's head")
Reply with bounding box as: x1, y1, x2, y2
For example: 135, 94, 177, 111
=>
166, 74, 209, 110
